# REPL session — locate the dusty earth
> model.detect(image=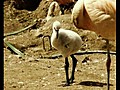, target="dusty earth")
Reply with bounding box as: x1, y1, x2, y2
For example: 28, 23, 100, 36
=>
4, 0, 116, 90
